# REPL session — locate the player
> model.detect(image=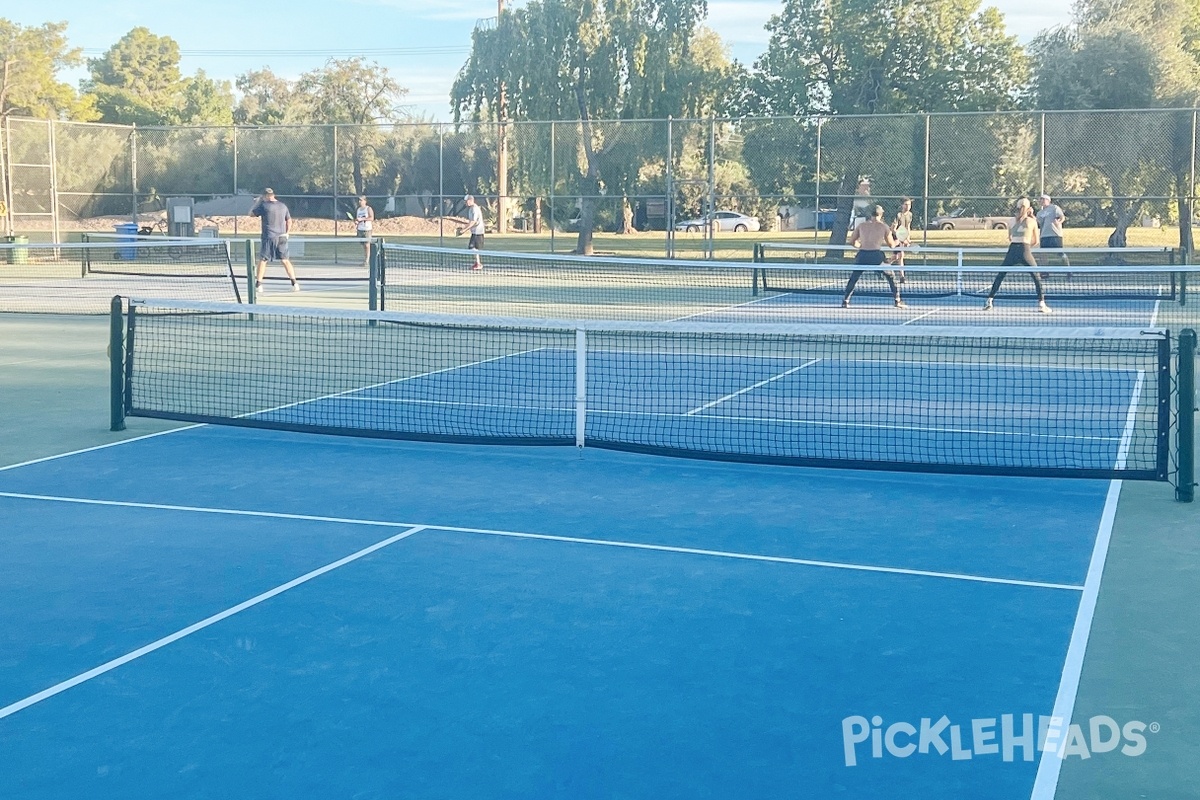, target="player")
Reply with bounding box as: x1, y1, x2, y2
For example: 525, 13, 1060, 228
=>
250, 188, 299, 292
1036, 193, 1071, 278
842, 204, 905, 309
983, 198, 1051, 313
458, 194, 485, 270
355, 196, 374, 265
889, 197, 914, 283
